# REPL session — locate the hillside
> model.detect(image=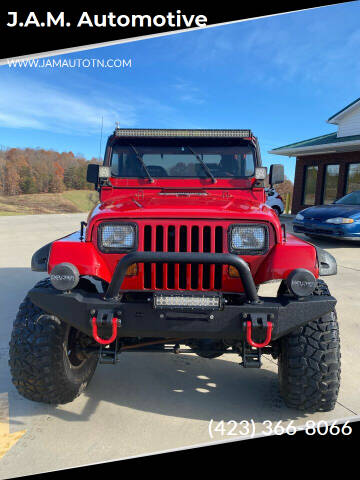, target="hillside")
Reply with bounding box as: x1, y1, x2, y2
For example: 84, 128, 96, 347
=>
0, 190, 99, 215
